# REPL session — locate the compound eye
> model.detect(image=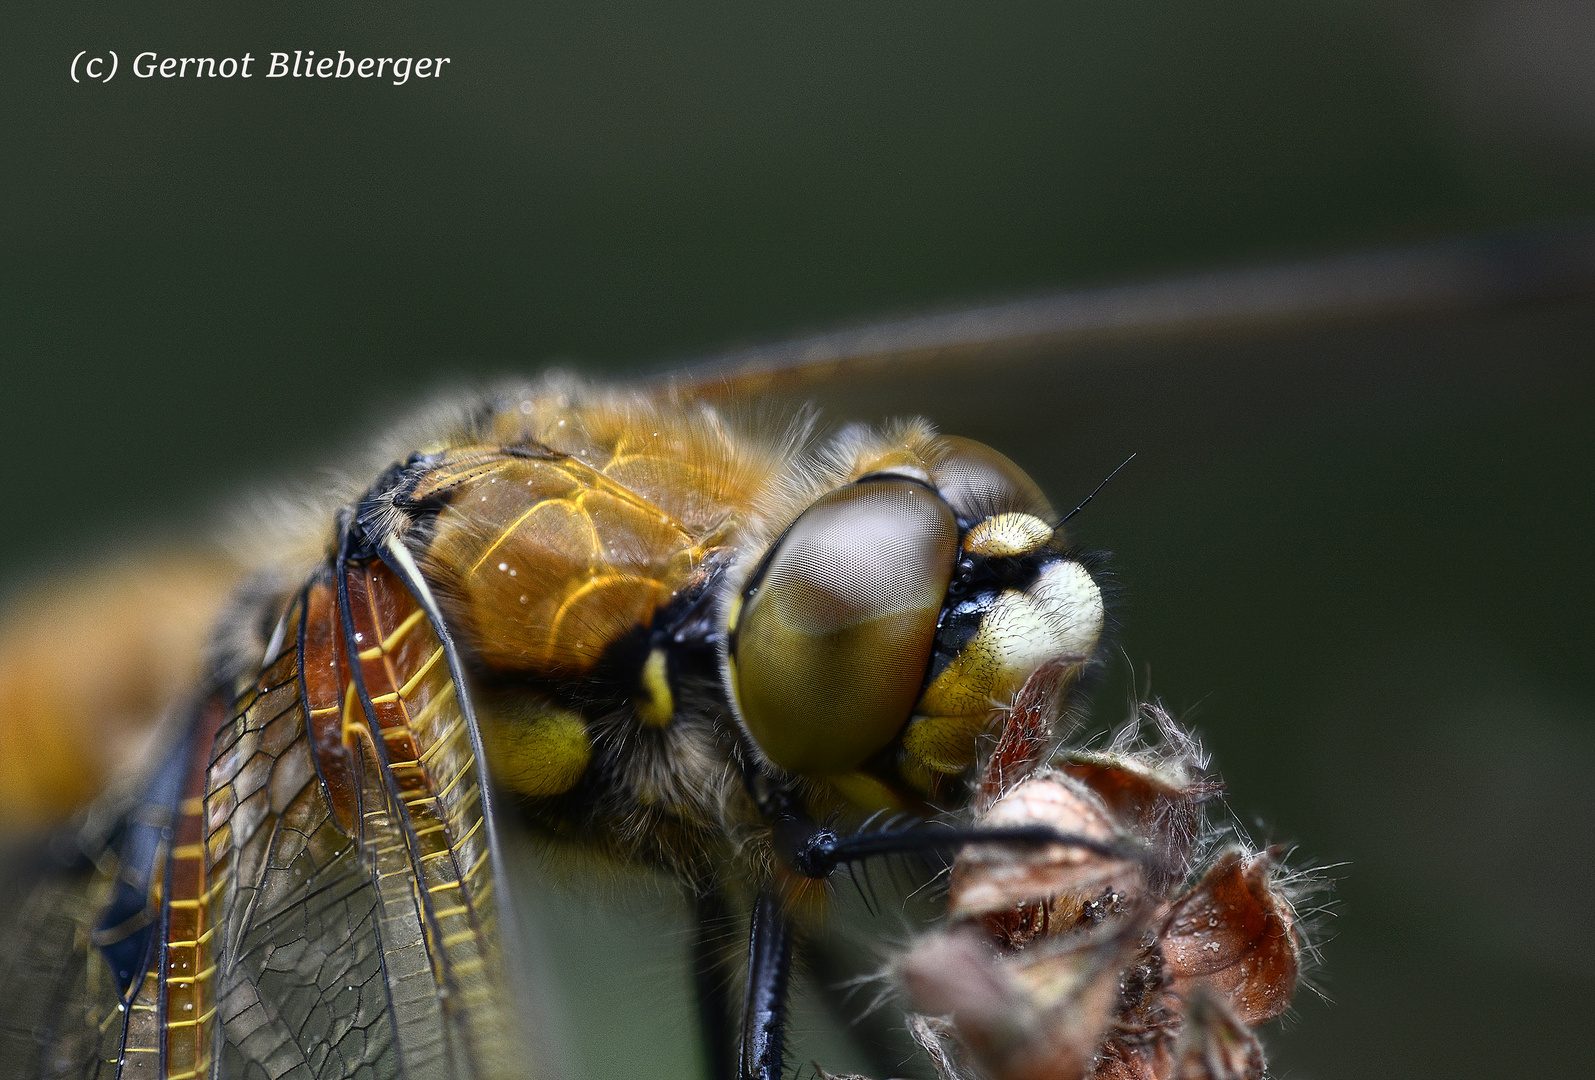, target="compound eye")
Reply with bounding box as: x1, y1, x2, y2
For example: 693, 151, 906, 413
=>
933, 436, 1055, 523
731, 479, 958, 775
